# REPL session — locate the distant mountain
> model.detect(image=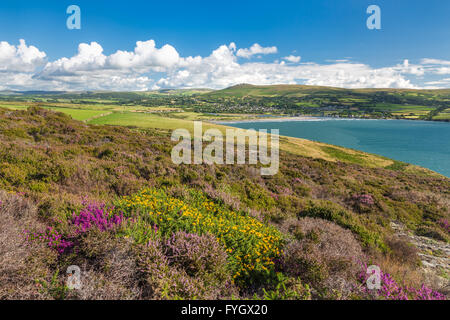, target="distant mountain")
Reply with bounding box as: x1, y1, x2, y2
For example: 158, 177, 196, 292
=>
0, 90, 70, 96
